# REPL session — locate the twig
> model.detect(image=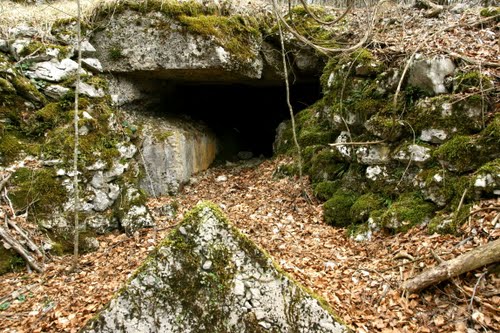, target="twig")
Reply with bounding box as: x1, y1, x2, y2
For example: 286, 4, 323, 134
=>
0, 225, 43, 273
328, 140, 384, 147
469, 271, 487, 311
443, 49, 500, 68
0, 174, 11, 192
6, 218, 43, 258
274, 2, 303, 178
